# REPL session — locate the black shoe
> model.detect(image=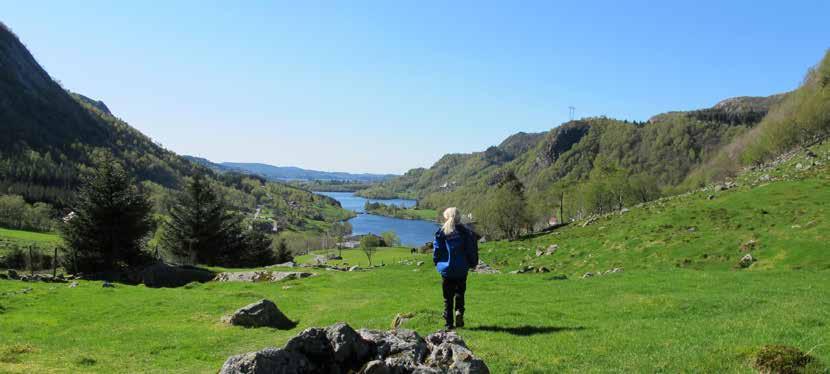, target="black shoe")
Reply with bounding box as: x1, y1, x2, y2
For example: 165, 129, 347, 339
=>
443, 324, 455, 331
455, 312, 464, 328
